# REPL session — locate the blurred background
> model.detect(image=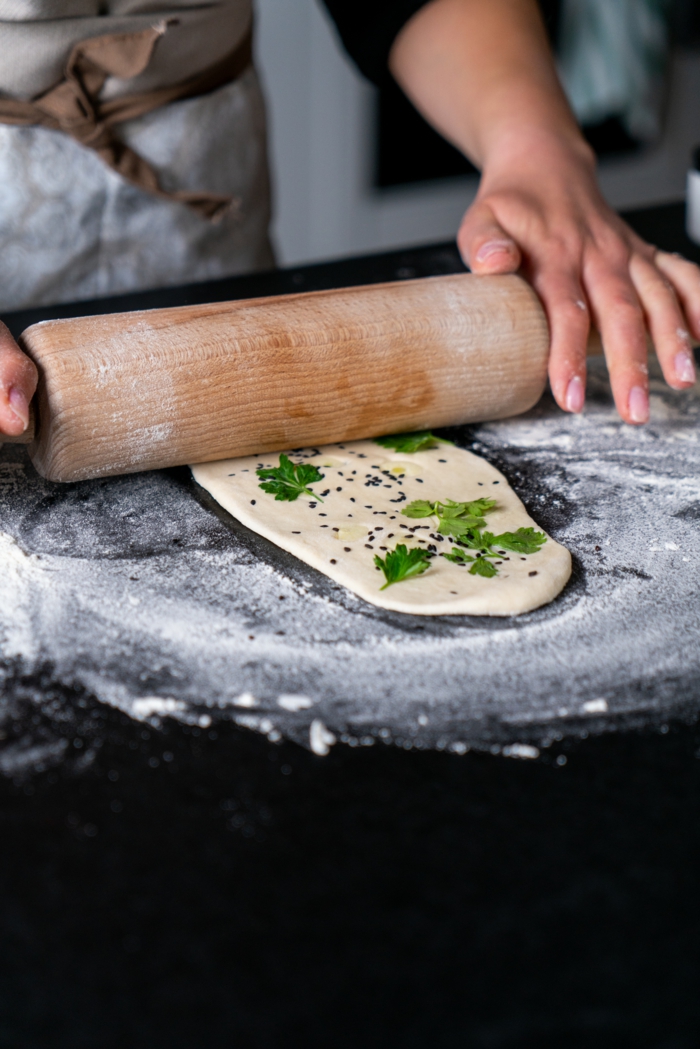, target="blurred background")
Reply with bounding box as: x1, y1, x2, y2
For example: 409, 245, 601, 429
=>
254, 0, 700, 266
